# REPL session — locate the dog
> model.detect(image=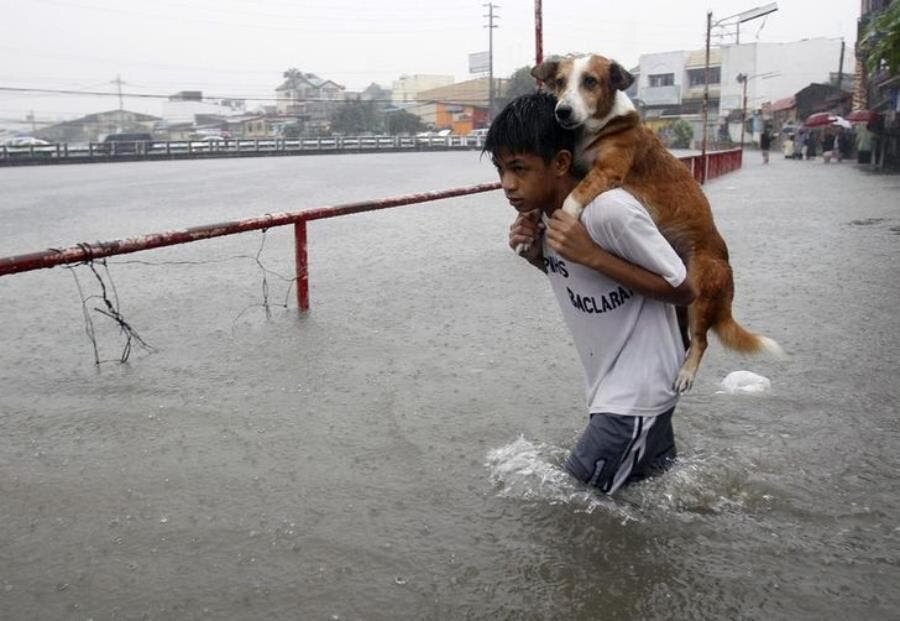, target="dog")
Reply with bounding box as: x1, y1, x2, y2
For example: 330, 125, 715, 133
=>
532, 53, 783, 392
